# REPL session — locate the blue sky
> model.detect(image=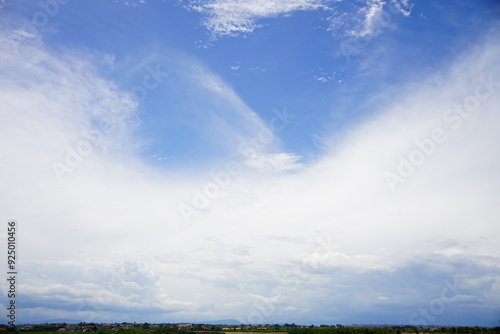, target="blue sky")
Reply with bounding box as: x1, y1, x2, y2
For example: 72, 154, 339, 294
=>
1, 0, 500, 327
